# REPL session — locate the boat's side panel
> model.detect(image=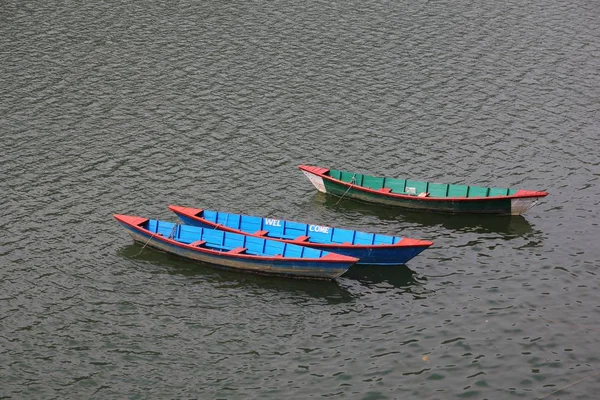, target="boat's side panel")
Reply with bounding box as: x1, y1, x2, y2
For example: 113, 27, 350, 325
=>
510, 197, 540, 215
120, 223, 349, 279
321, 244, 429, 266
302, 170, 327, 193
300, 165, 547, 215
174, 209, 429, 265
316, 172, 514, 214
